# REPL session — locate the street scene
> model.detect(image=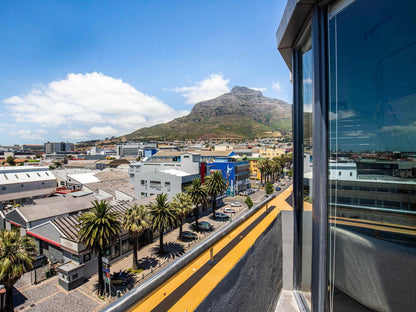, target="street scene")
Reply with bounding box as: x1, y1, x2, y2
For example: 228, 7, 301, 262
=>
11, 179, 292, 312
